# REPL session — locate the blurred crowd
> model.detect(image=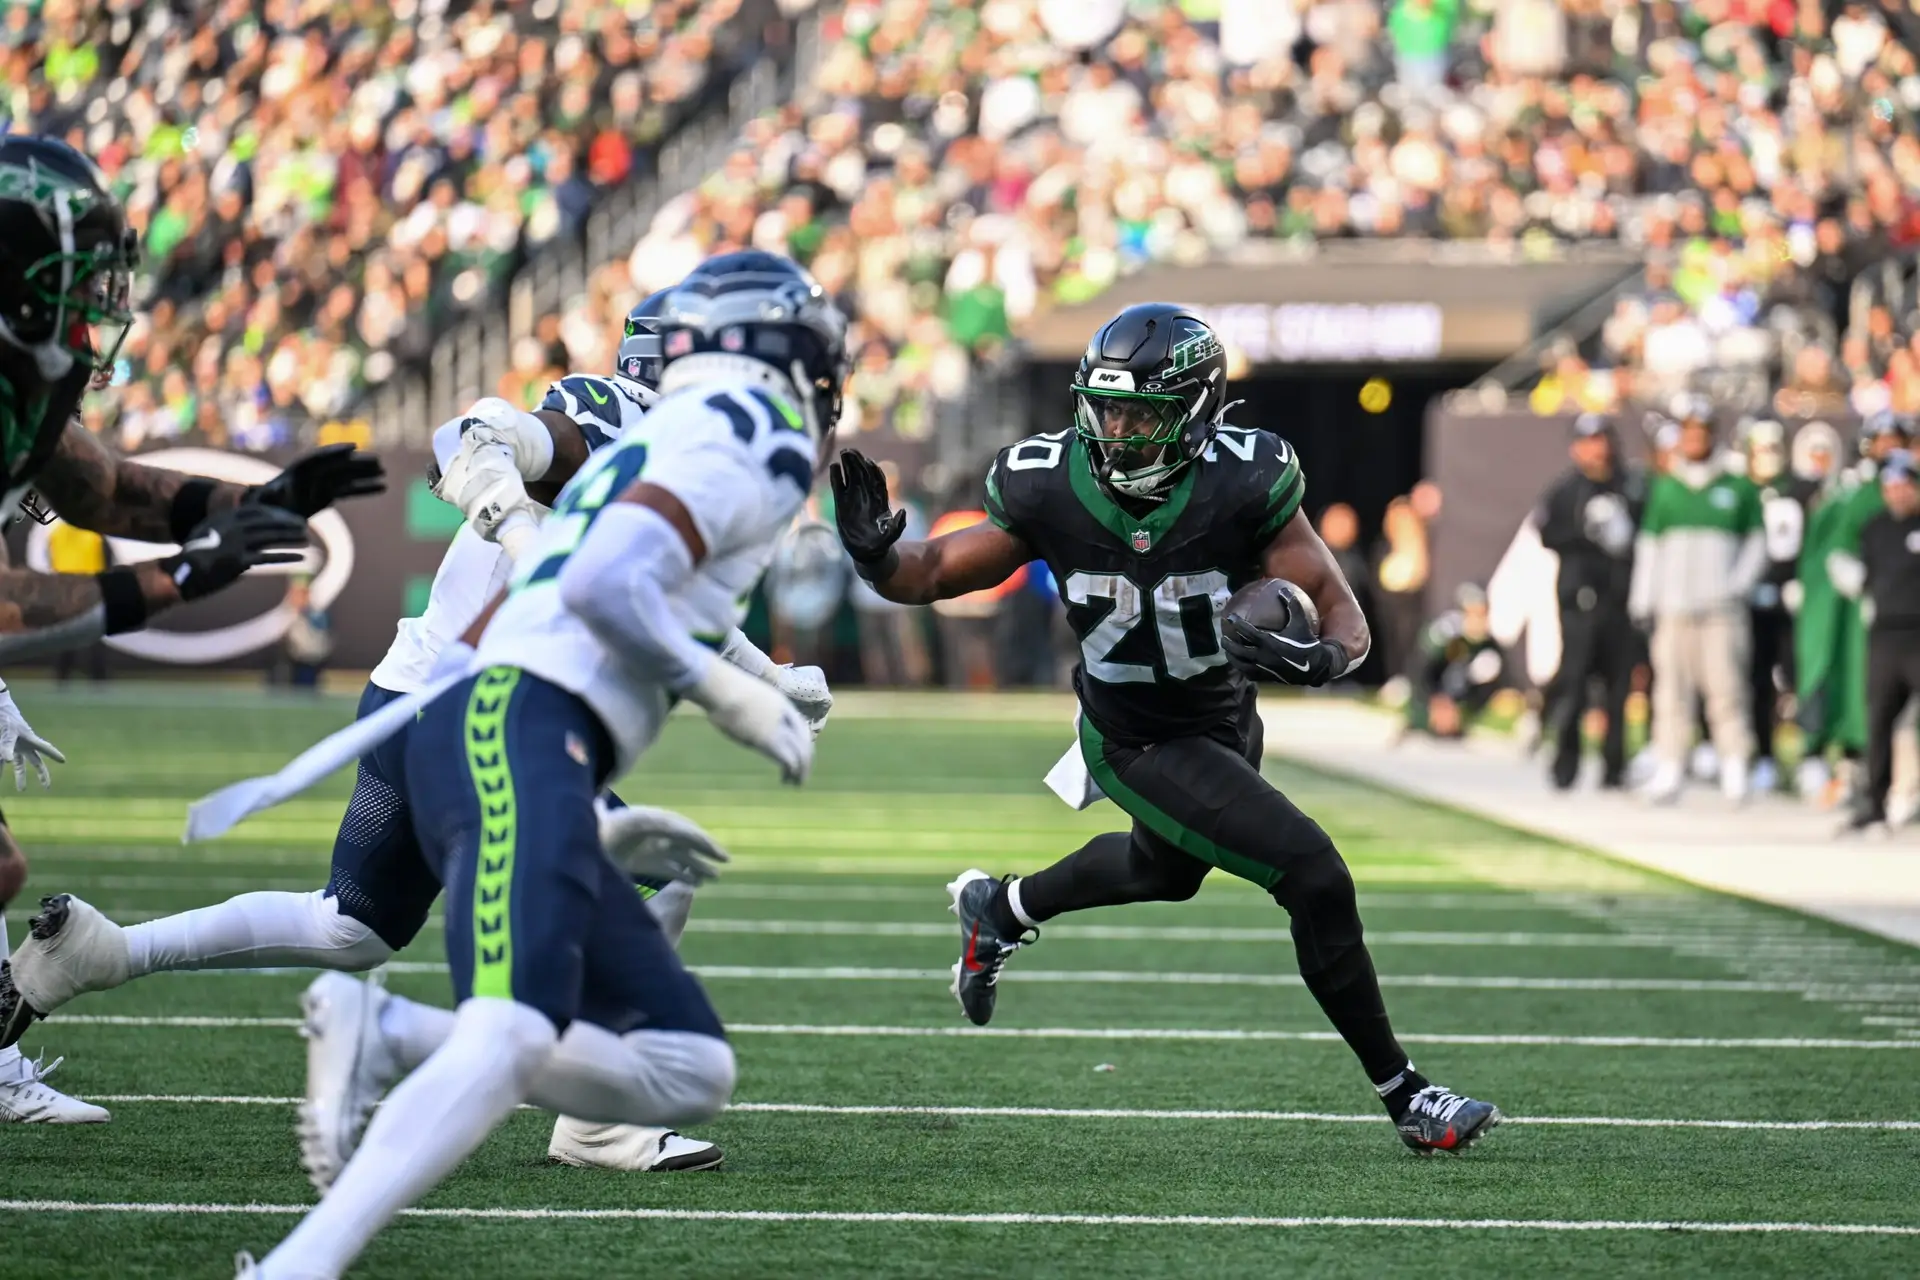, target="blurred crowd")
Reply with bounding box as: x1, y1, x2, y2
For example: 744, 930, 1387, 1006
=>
6, 0, 1913, 472
546, 0, 1920, 469
7, 0, 766, 455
